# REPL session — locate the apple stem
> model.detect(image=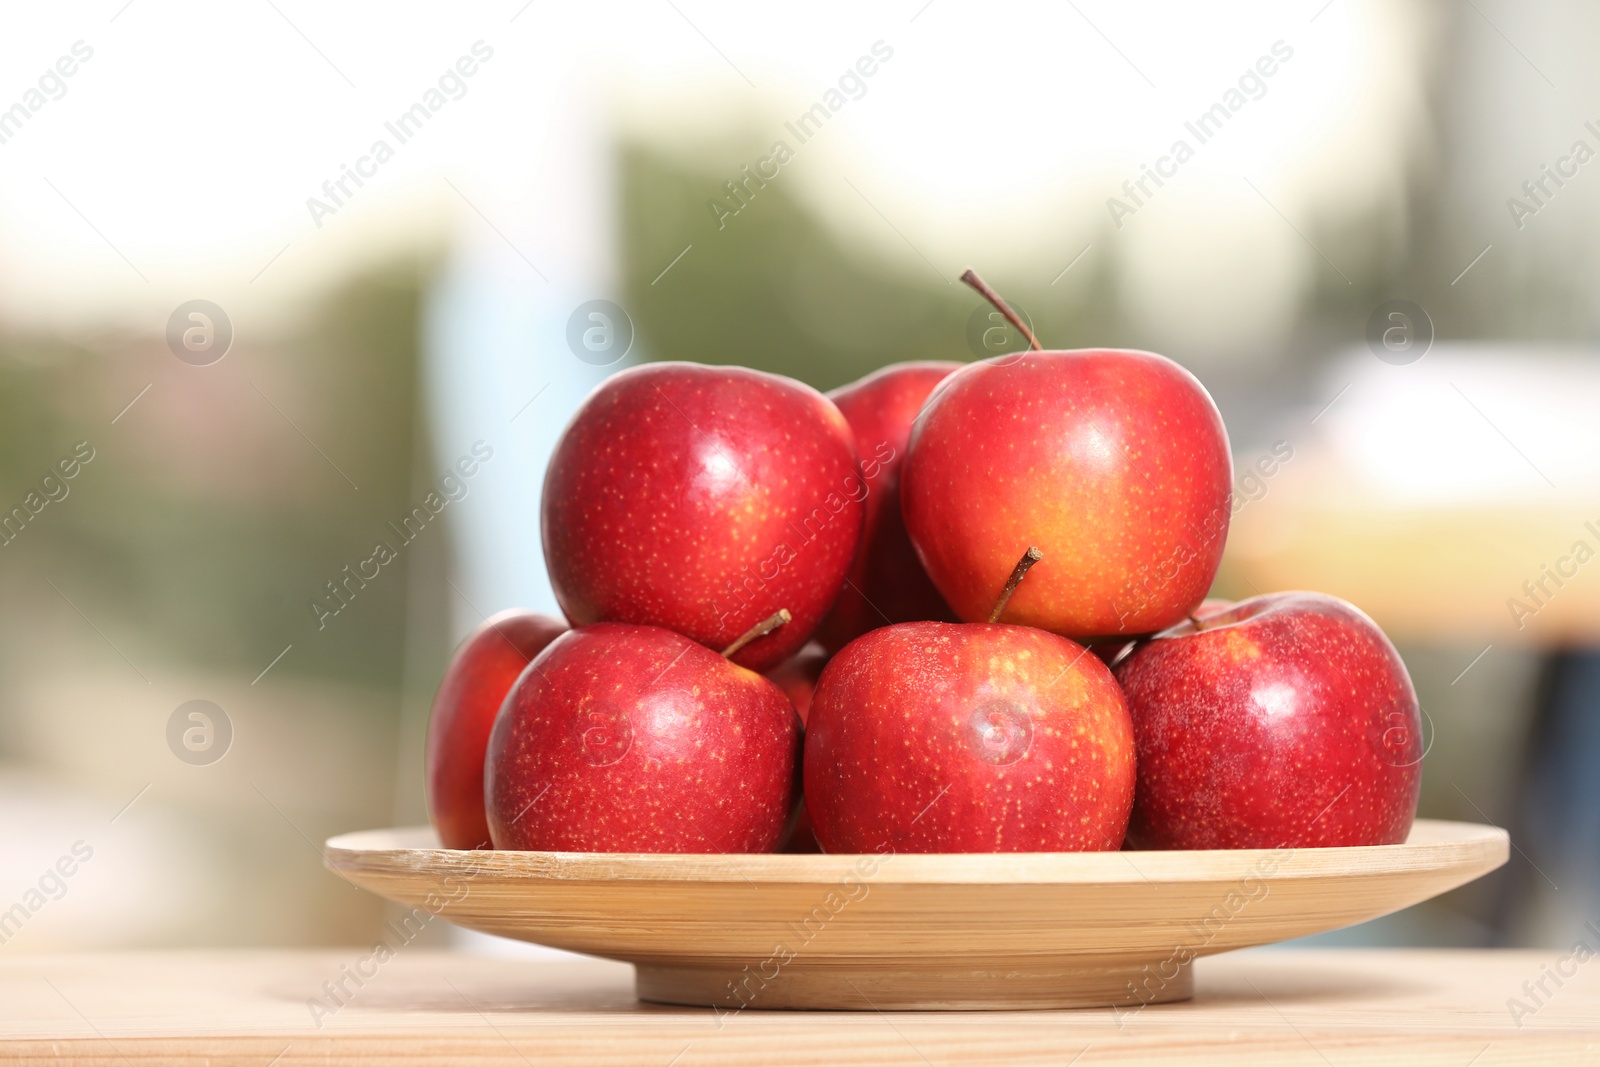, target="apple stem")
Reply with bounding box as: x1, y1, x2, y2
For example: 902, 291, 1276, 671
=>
960, 269, 1043, 352
1189, 613, 1213, 632
988, 547, 1043, 624
721, 609, 791, 658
